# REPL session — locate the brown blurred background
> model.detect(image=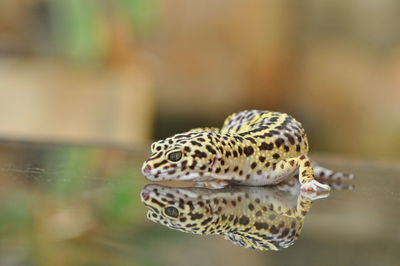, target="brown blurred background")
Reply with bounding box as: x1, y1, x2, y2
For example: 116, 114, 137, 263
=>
0, 0, 399, 158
